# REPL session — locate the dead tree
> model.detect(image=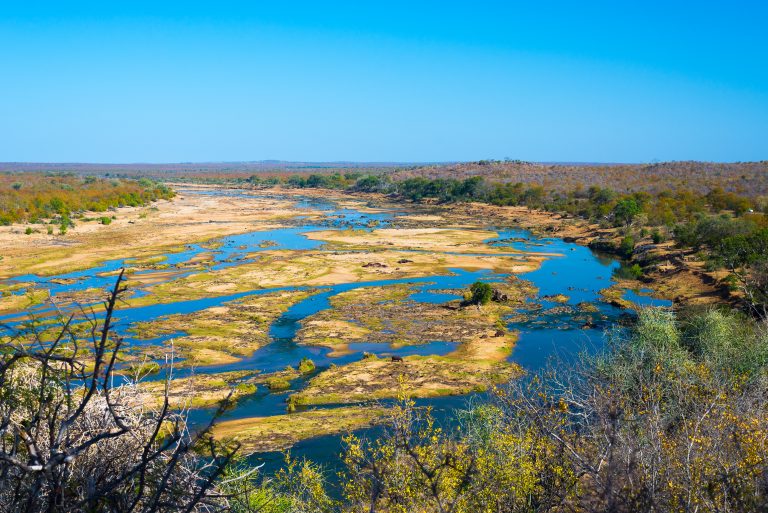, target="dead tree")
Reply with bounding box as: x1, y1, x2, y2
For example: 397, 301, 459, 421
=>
0, 270, 241, 512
